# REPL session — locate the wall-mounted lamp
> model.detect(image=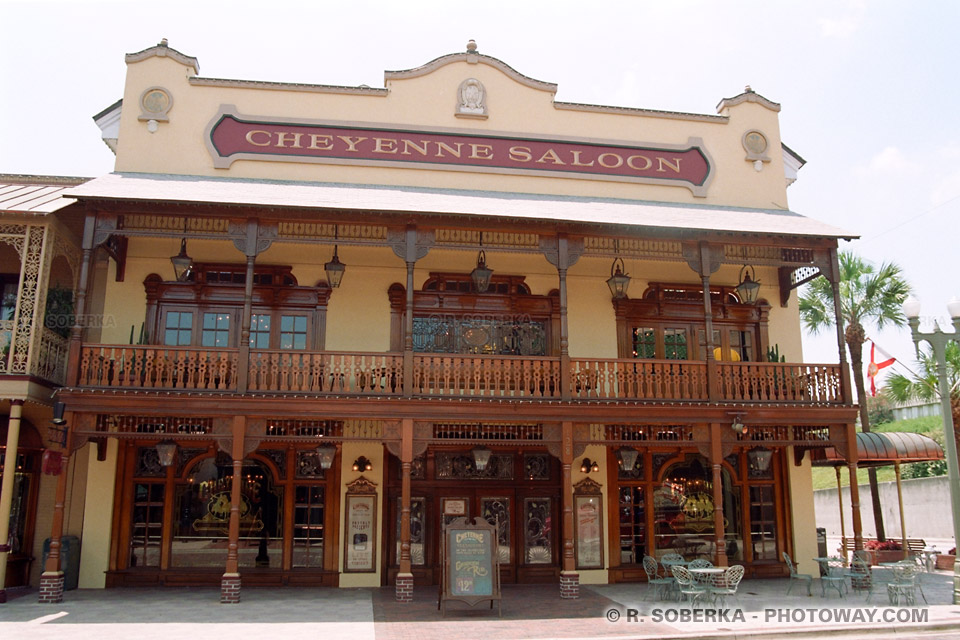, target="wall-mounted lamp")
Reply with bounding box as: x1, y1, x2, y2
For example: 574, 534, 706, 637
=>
155, 440, 178, 467
617, 447, 639, 471
735, 264, 760, 304
470, 233, 493, 293
731, 415, 747, 435
48, 401, 68, 447
580, 458, 600, 473
315, 443, 337, 470
324, 225, 346, 288
606, 256, 631, 299
472, 446, 492, 472
352, 456, 372, 472
747, 447, 774, 474
170, 219, 194, 282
